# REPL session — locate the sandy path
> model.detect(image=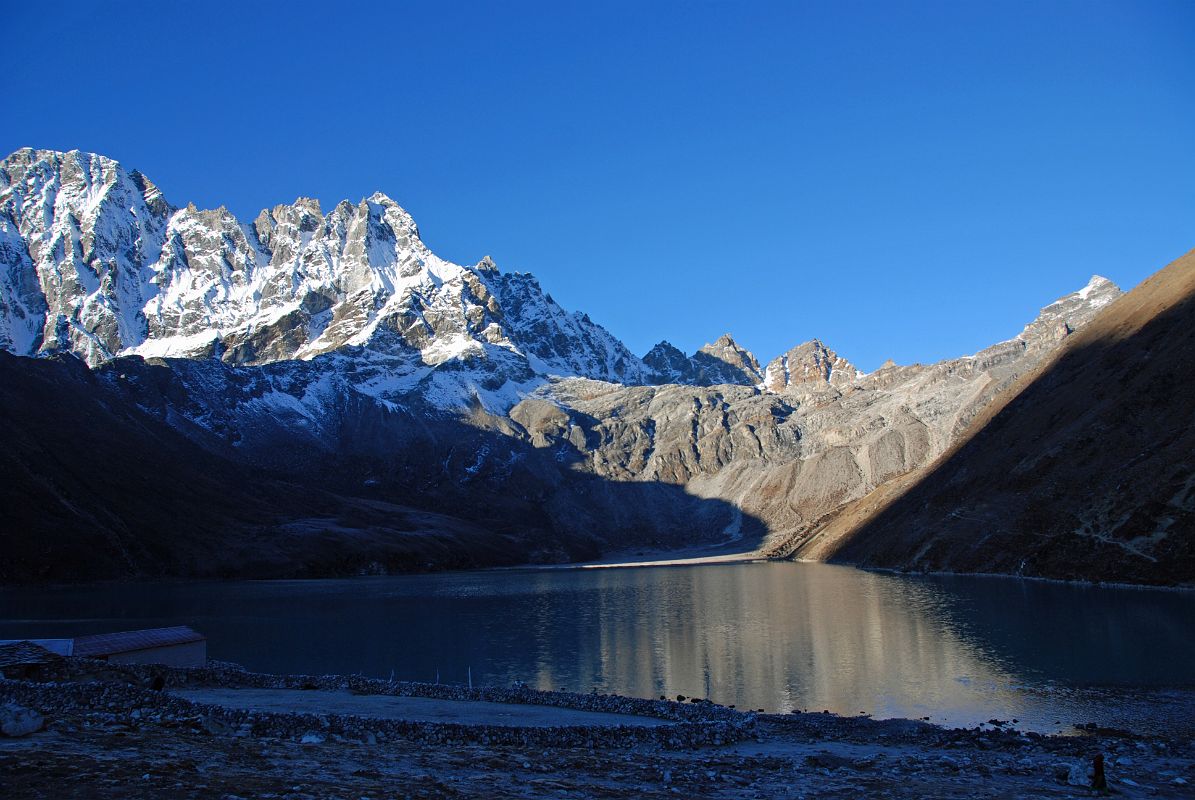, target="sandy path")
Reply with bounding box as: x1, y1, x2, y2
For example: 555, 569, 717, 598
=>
170, 688, 668, 728
524, 539, 766, 570
573, 551, 764, 569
